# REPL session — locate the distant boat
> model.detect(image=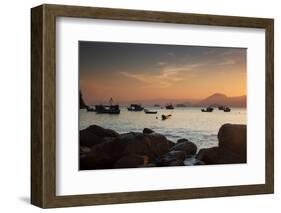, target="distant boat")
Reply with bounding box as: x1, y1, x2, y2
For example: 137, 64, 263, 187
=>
218, 105, 225, 110
127, 104, 144, 111
201, 107, 214, 112
218, 105, 231, 112
165, 104, 174, 109
223, 107, 231, 112
162, 114, 172, 120
94, 97, 120, 114
95, 105, 120, 114
86, 106, 95, 112
144, 109, 157, 114
154, 104, 160, 107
